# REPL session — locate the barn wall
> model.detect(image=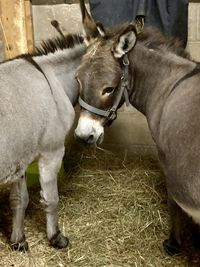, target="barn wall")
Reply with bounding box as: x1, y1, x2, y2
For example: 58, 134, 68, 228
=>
31, 1, 200, 61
